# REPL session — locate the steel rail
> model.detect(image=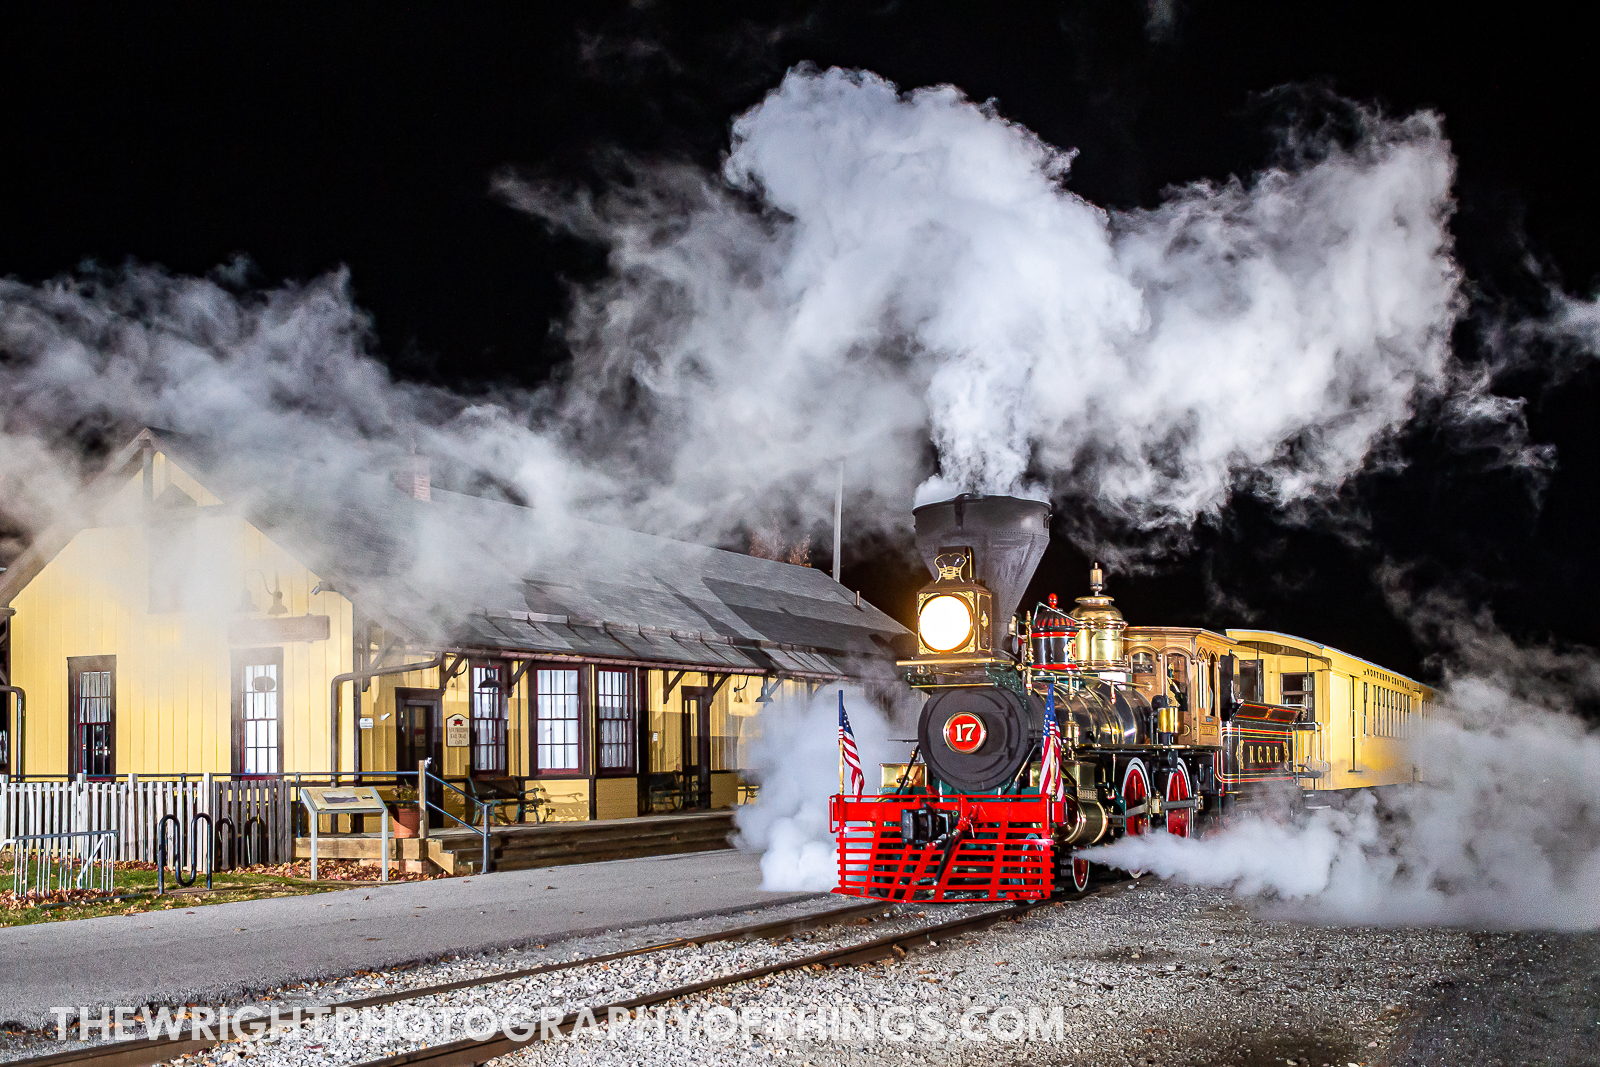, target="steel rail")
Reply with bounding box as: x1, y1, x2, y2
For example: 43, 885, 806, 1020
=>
3, 900, 894, 1067
354, 900, 1057, 1067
